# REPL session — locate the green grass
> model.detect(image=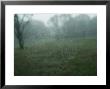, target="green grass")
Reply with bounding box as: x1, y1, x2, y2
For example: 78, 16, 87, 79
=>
14, 38, 97, 76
